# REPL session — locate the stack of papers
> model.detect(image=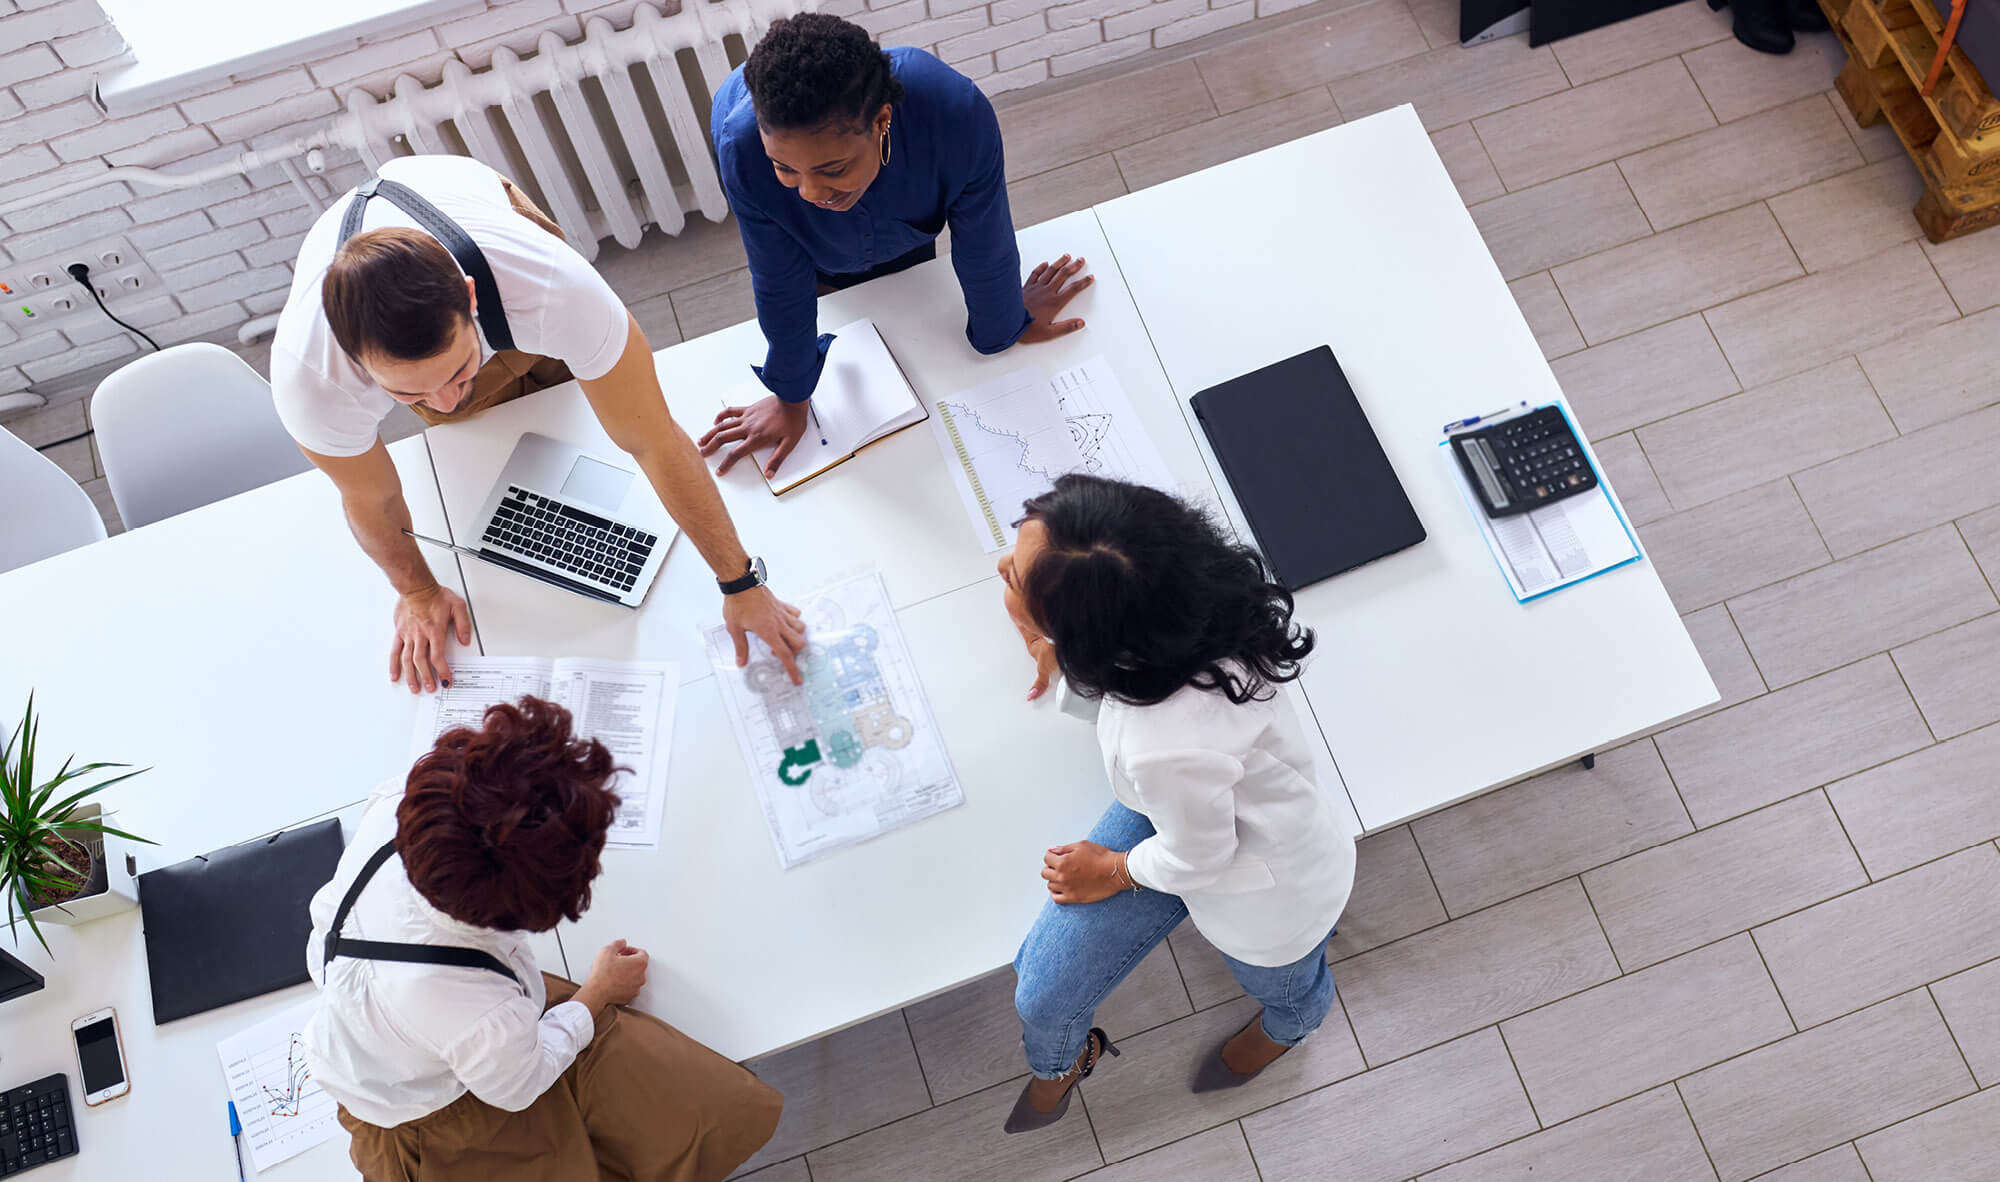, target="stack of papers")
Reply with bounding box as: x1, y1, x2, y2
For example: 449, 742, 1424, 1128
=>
1439, 432, 1641, 601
